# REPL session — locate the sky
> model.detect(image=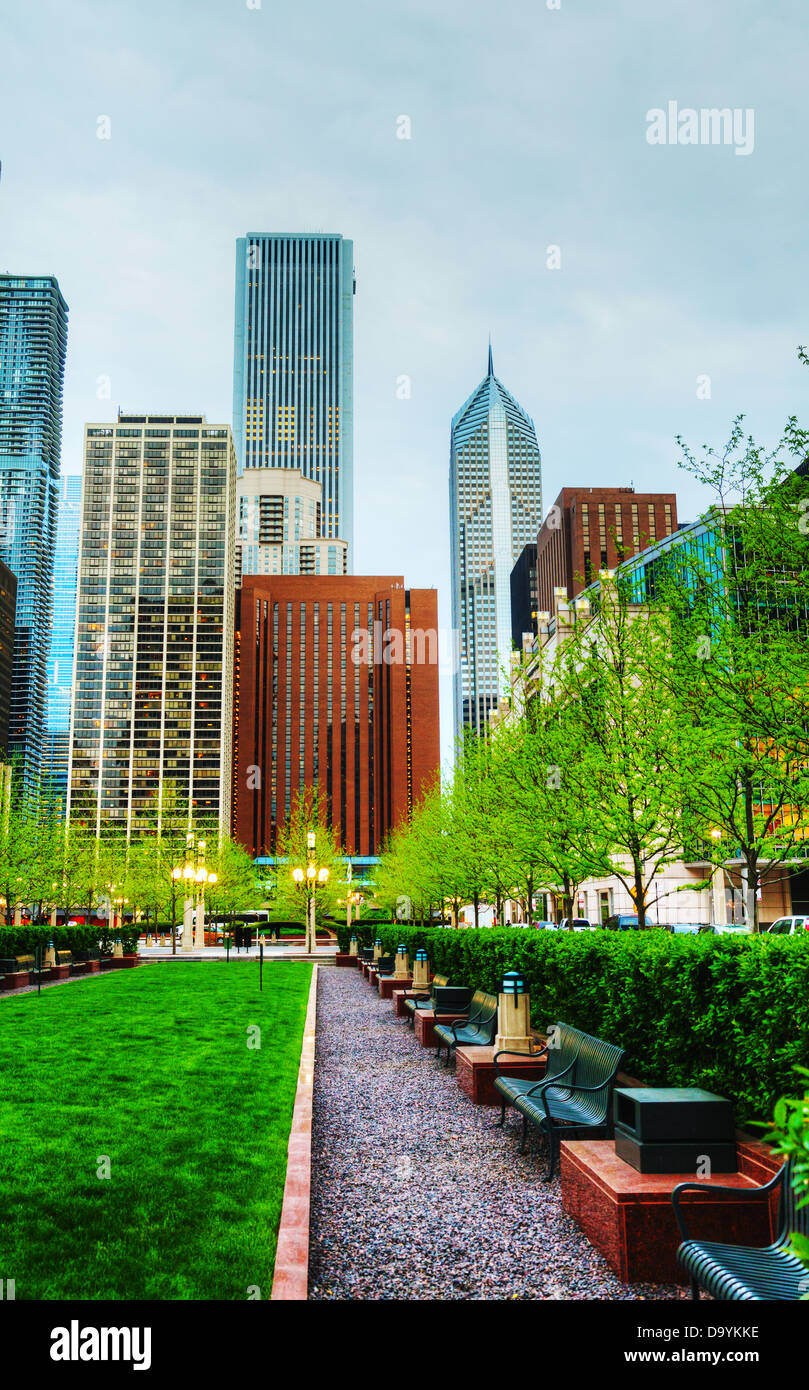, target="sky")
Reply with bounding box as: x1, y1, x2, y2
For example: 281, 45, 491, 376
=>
2, 0, 808, 765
